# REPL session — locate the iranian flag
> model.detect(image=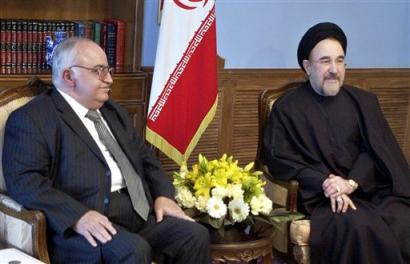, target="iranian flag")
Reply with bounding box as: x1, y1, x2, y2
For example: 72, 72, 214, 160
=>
146, 0, 218, 165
